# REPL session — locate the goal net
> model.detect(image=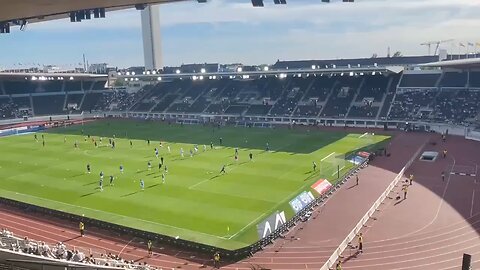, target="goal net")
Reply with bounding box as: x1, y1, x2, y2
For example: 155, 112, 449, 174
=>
319, 152, 346, 180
